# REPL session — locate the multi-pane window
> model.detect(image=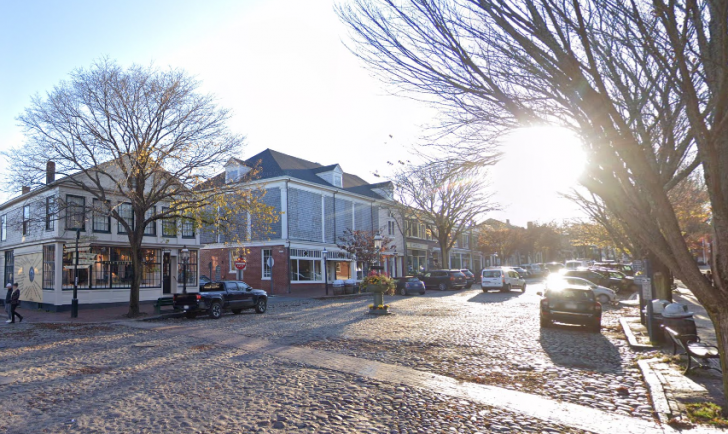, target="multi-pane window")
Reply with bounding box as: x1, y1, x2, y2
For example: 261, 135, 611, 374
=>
263, 249, 272, 279
92, 199, 110, 233
117, 203, 133, 234
45, 197, 55, 231
181, 219, 195, 238
143, 207, 156, 236
62, 246, 162, 289
177, 250, 198, 285
4, 251, 13, 286
22, 205, 30, 235
1, 214, 6, 241
162, 207, 176, 237
65, 195, 86, 230
290, 258, 322, 281
388, 221, 395, 236
43, 245, 55, 289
